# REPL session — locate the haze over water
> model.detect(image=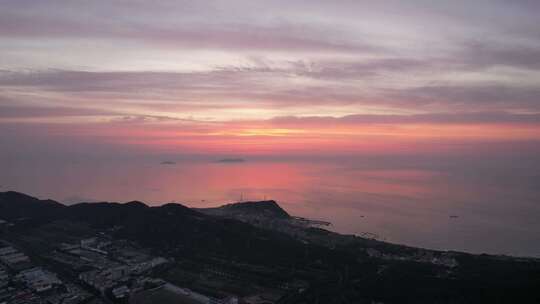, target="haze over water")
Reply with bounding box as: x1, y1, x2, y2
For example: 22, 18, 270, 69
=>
3, 154, 539, 257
